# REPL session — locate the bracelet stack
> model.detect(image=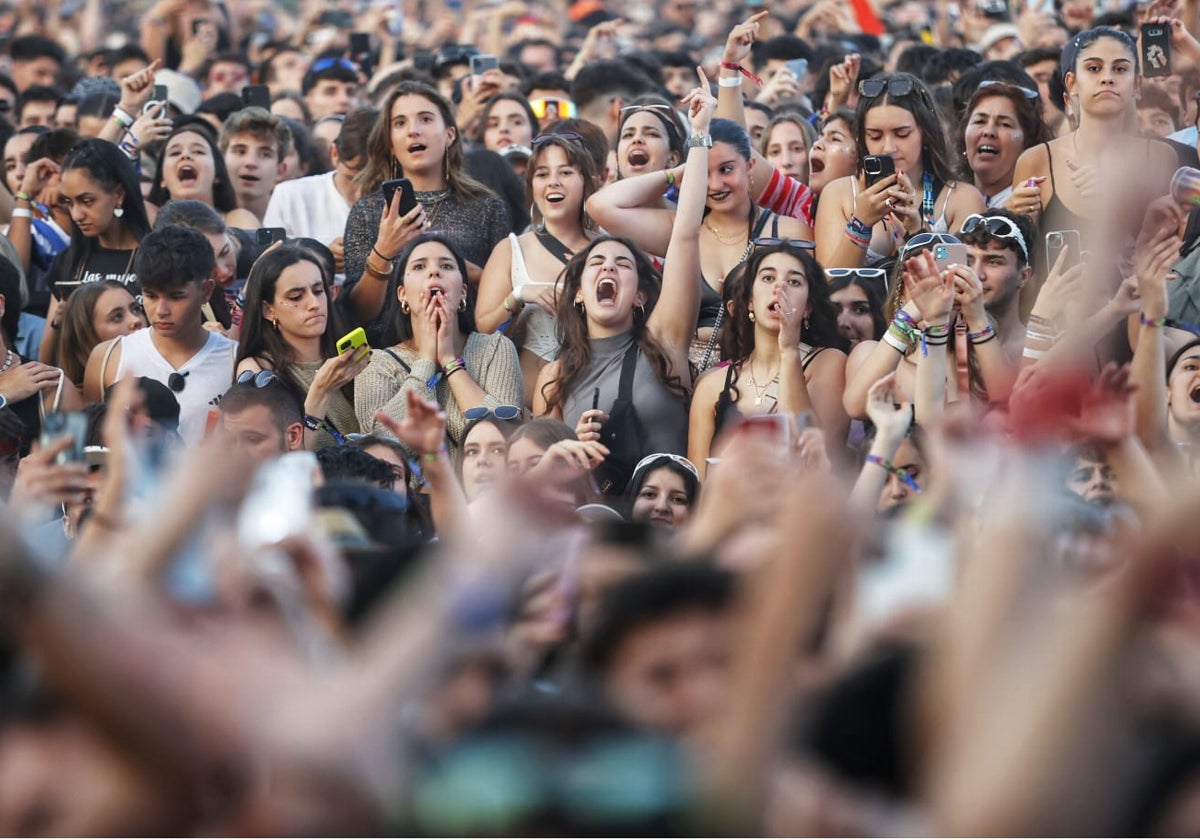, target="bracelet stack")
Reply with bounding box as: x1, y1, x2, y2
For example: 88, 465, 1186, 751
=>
844, 216, 872, 249
883, 310, 920, 353
967, 323, 996, 345
117, 133, 140, 159
443, 357, 466, 378
111, 107, 135, 129
367, 246, 395, 279
921, 321, 951, 357
1024, 313, 1059, 357
865, 454, 921, 493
